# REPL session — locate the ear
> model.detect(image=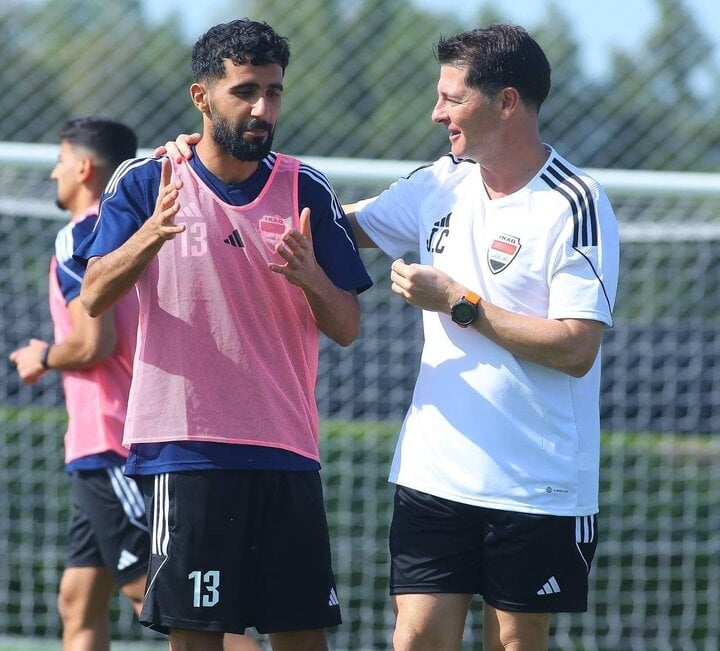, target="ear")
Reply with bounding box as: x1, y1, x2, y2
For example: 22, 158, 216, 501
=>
77, 155, 94, 183
190, 82, 210, 115
498, 87, 521, 120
